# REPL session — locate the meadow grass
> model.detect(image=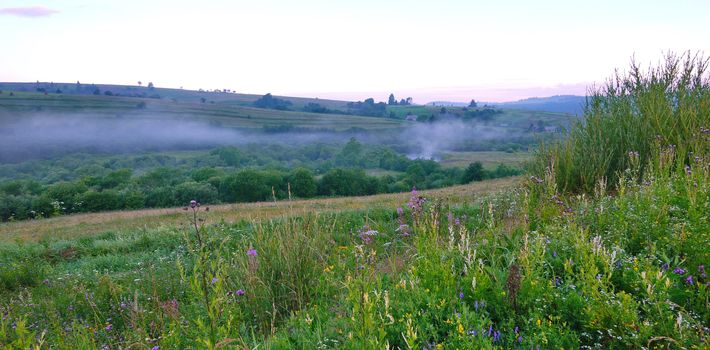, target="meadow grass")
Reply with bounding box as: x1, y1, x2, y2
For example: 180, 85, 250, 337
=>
0, 161, 706, 349
0, 177, 520, 242
531, 52, 710, 193
439, 151, 530, 170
